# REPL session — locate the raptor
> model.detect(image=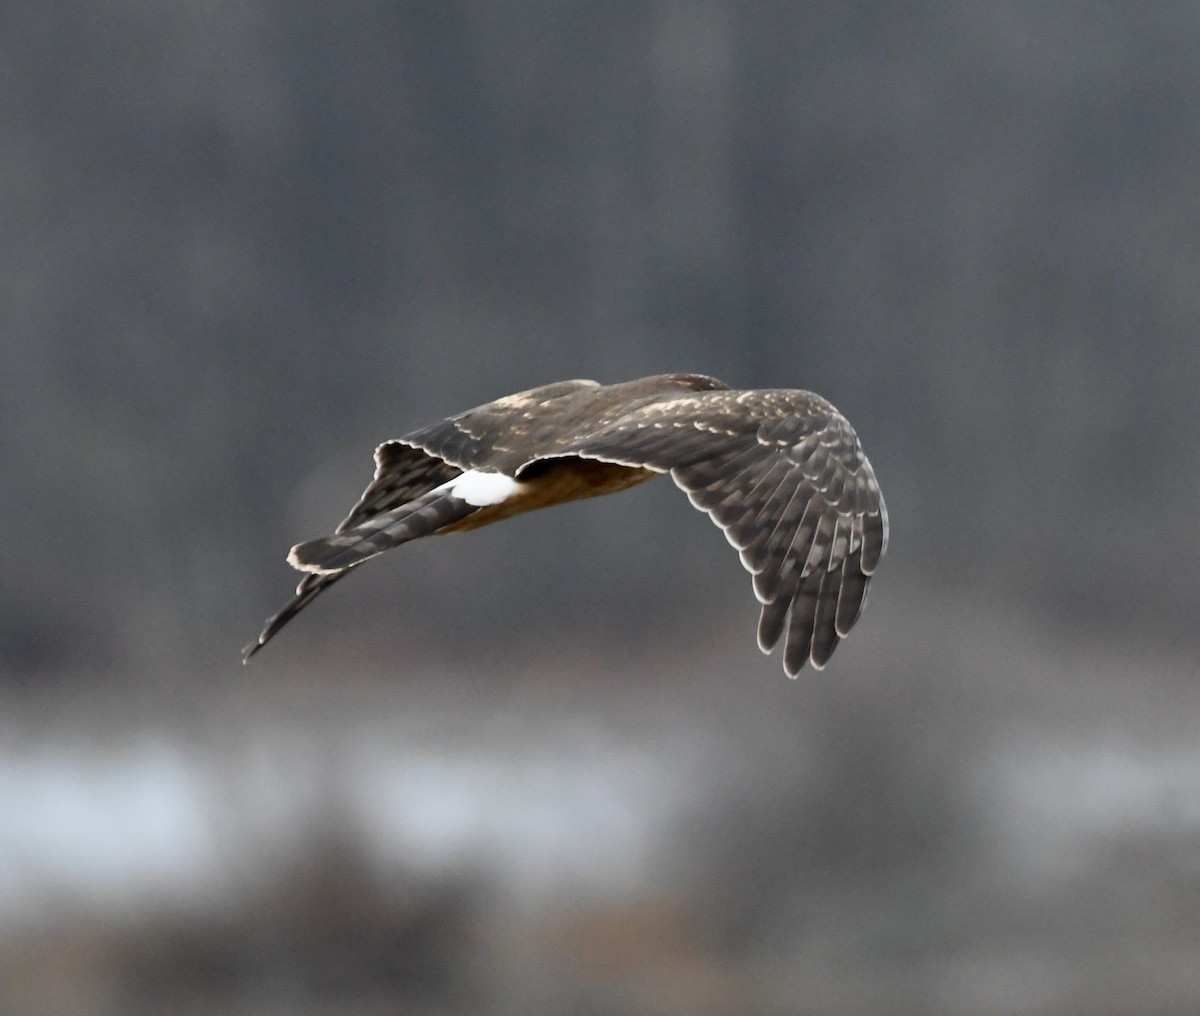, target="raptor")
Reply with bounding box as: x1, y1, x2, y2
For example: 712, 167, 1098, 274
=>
244, 374, 888, 675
